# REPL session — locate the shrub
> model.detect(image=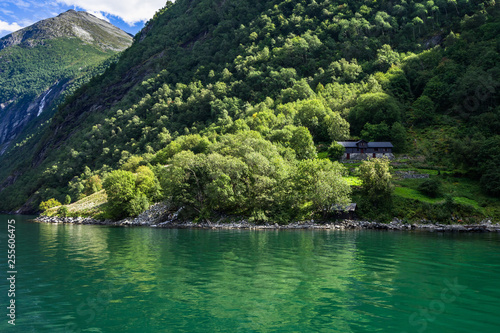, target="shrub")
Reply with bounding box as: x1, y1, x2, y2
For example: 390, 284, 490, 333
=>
83, 175, 103, 196
64, 195, 71, 205
418, 179, 442, 198
127, 193, 150, 217
57, 206, 69, 217
39, 198, 62, 212
480, 169, 500, 196
103, 170, 137, 219
327, 142, 345, 161
358, 157, 393, 206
